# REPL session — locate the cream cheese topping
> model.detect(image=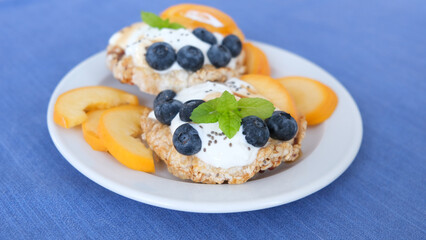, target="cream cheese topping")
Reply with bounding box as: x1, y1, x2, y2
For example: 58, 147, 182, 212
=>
109, 23, 237, 74
149, 79, 260, 169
